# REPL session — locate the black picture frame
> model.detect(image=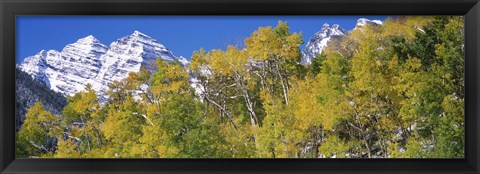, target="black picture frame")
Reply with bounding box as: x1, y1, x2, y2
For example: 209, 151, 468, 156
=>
1, 0, 479, 173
